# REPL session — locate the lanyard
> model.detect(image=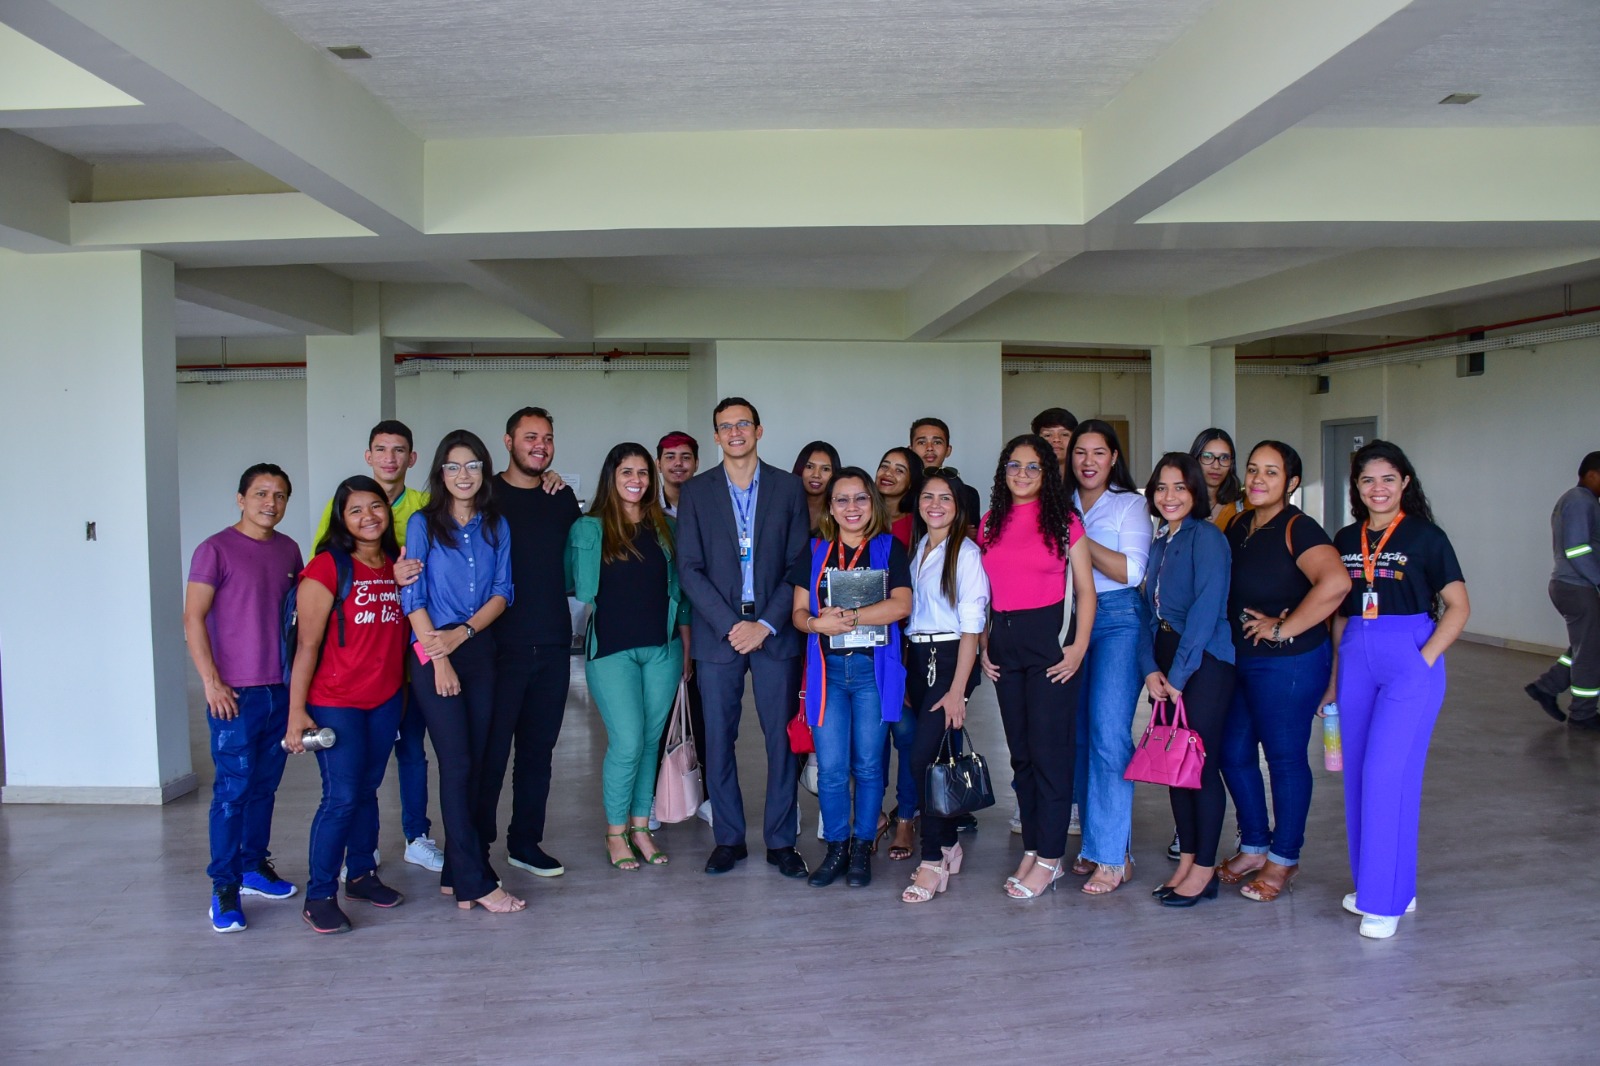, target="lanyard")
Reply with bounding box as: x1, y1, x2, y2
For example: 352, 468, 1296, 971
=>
834, 537, 868, 572
730, 468, 759, 537
1153, 525, 1177, 620
1360, 512, 1404, 589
